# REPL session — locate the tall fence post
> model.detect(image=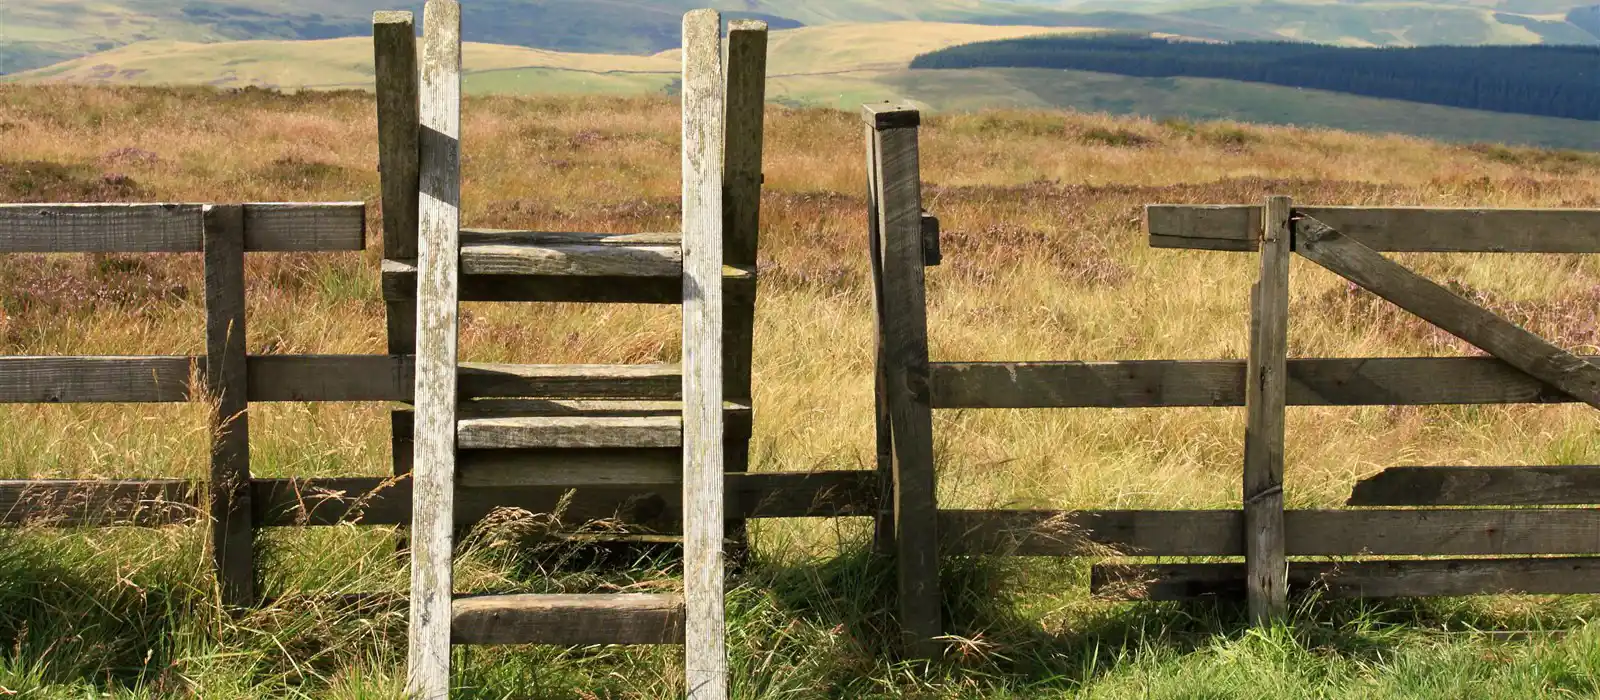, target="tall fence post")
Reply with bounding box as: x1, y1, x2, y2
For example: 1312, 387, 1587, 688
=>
203, 203, 253, 607
721, 18, 767, 557
408, 0, 461, 697
865, 103, 942, 659
1244, 195, 1292, 625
